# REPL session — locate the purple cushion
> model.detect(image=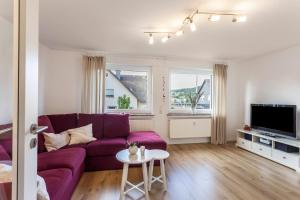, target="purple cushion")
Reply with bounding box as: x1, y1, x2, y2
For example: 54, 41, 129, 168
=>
38, 168, 72, 200
61, 143, 87, 150
47, 113, 78, 133
38, 116, 55, 133
0, 138, 12, 158
38, 147, 86, 174
0, 144, 10, 161
78, 113, 104, 139
103, 114, 129, 138
38, 116, 55, 153
86, 138, 127, 157
127, 131, 167, 150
